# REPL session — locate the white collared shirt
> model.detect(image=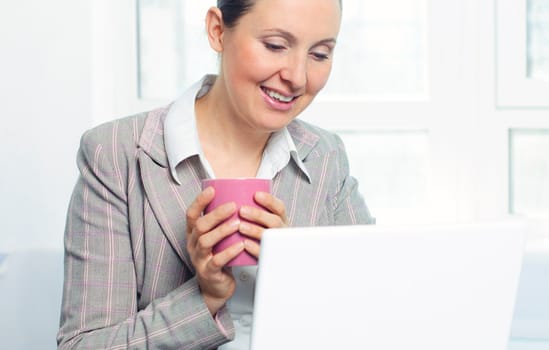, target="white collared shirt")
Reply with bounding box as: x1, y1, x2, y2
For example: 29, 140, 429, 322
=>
163, 75, 309, 349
